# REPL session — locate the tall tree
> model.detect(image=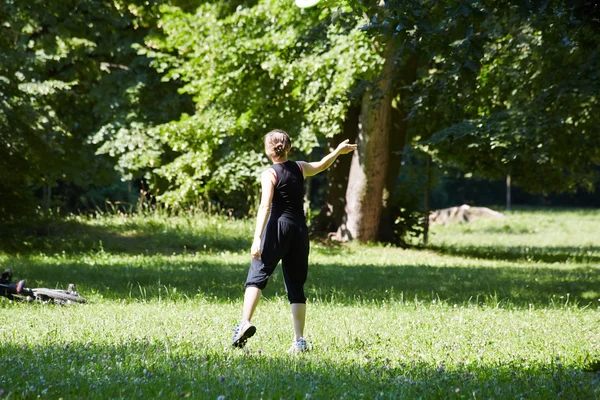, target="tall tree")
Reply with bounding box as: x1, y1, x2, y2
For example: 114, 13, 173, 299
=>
336, 0, 489, 241
334, 0, 599, 242
338, 41, 395, 241
310, 104, 360, 234
100, 0, 382, 213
